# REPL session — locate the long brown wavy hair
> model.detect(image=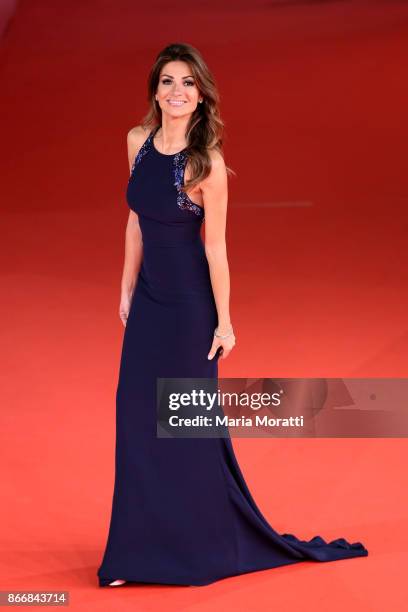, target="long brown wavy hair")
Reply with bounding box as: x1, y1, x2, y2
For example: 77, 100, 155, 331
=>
140, 42, 235, 194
